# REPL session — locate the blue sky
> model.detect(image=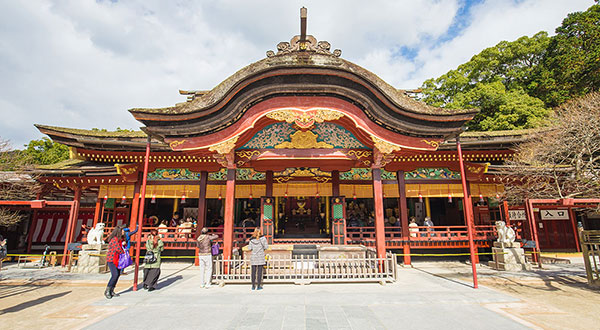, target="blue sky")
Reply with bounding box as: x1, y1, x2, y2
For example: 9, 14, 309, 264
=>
0, 0, 594, 147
